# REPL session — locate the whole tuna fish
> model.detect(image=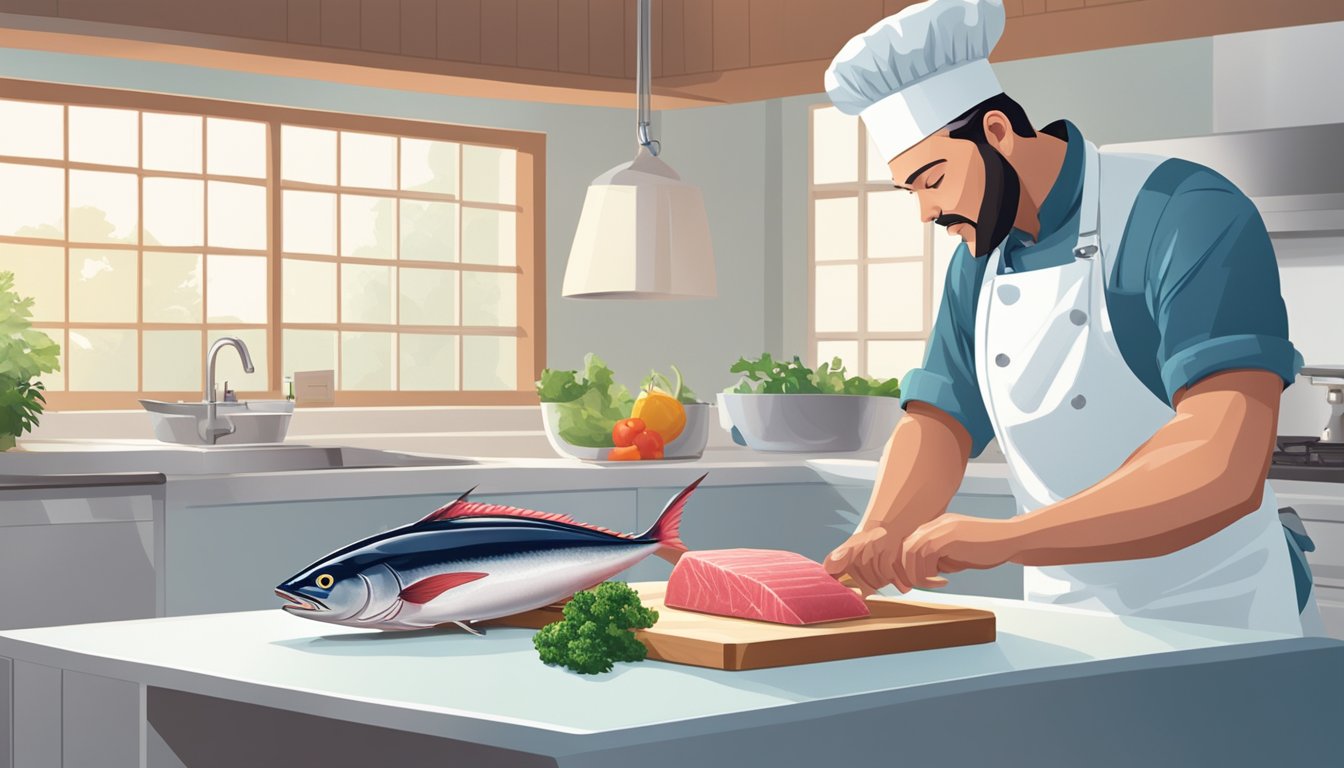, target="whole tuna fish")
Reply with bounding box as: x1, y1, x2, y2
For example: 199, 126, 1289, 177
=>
275, 473, 704, 634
